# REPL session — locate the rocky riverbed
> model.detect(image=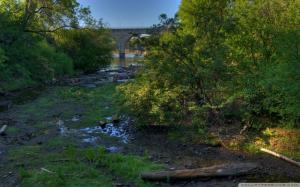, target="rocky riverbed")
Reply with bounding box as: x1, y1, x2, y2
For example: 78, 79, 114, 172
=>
0, 65, 299, 187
